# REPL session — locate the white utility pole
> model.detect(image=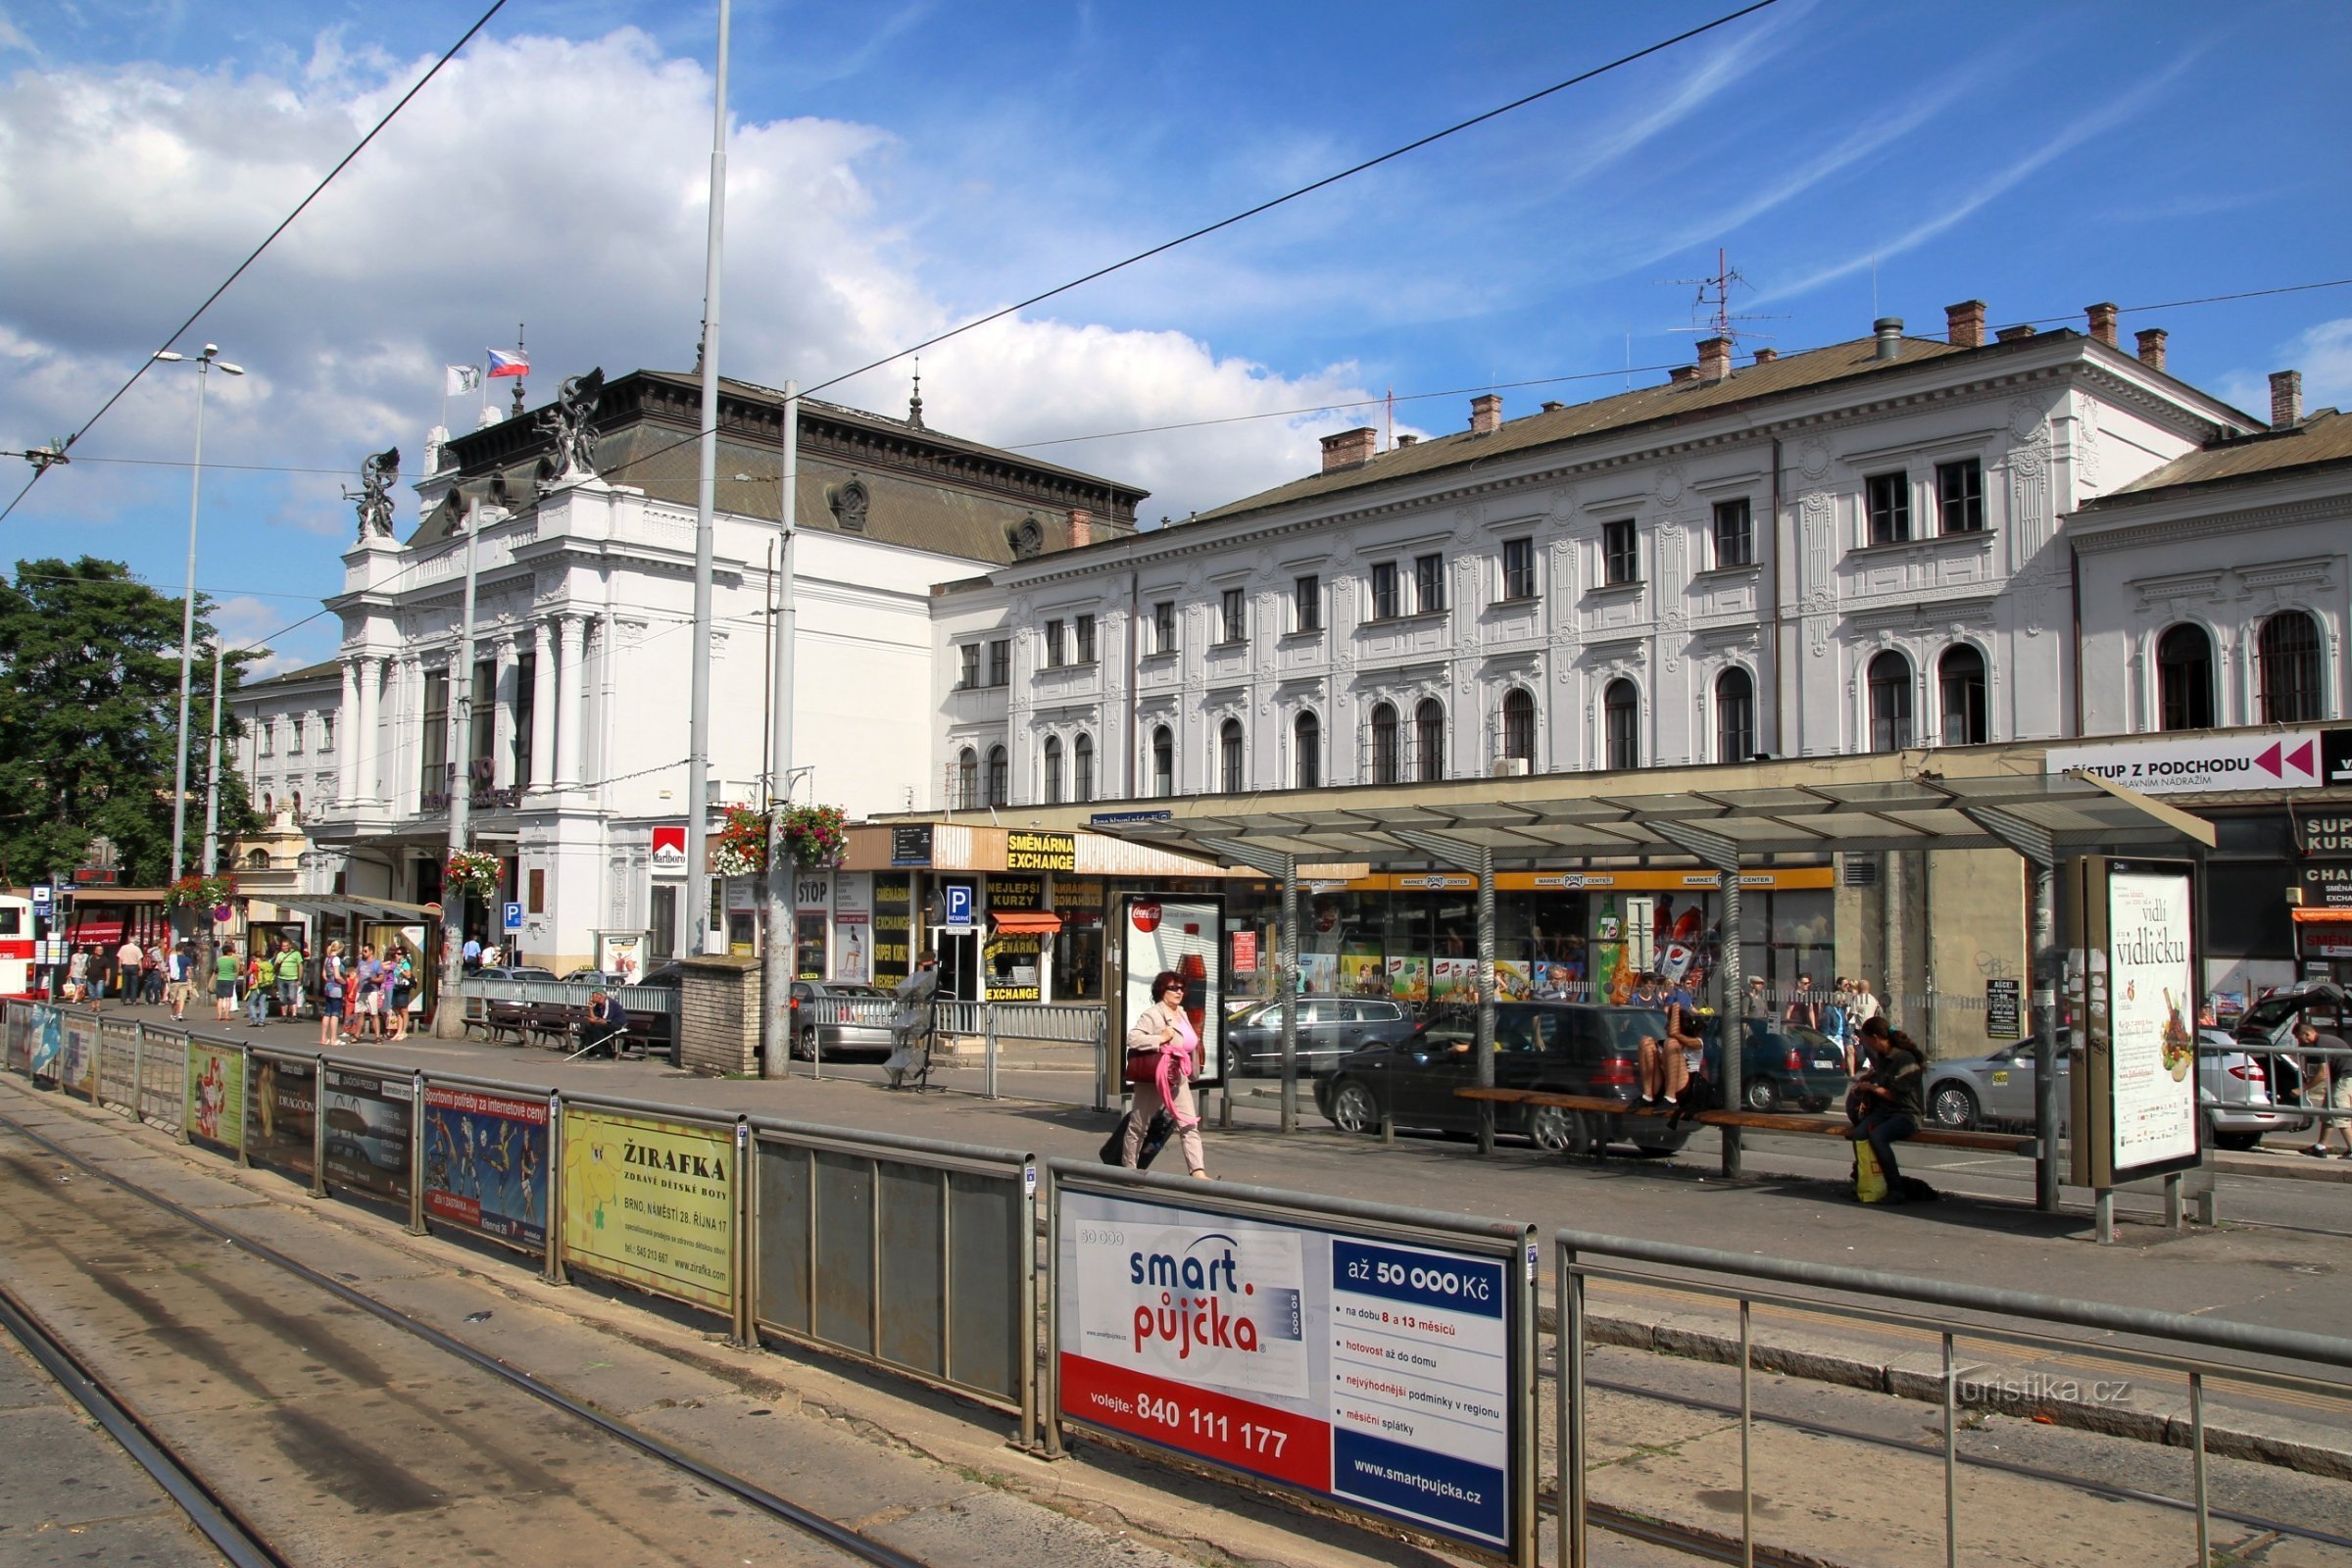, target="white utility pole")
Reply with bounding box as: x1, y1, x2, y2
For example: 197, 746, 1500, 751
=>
760, 382, 799, 1070
686, 0, 731, 959
158, 345, 242, 884
432, 503, 482, 1038
200, 642, 226, 874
